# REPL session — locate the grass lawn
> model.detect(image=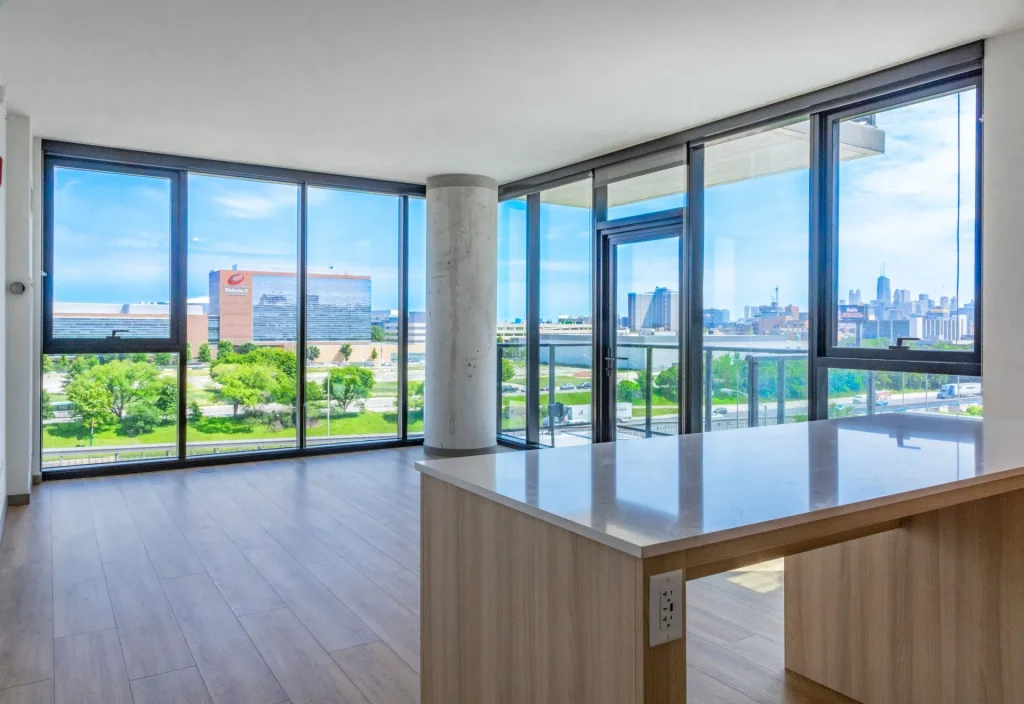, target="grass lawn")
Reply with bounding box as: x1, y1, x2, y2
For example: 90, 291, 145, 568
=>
43, 410, 424, 451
